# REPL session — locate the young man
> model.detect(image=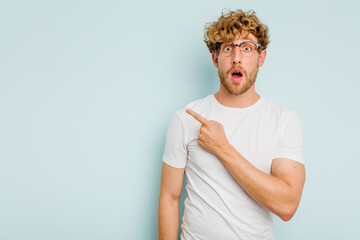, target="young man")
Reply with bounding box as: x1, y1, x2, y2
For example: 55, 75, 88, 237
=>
158, 10, 305, 240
